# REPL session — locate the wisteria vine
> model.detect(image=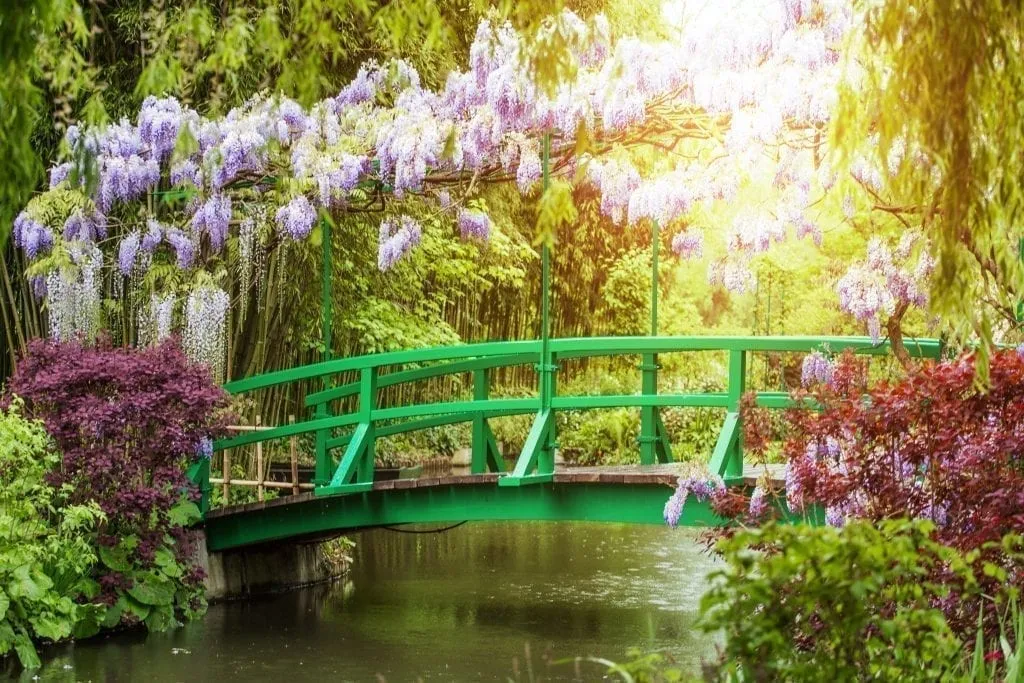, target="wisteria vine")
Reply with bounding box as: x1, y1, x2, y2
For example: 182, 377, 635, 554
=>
13, 1, 915, 373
